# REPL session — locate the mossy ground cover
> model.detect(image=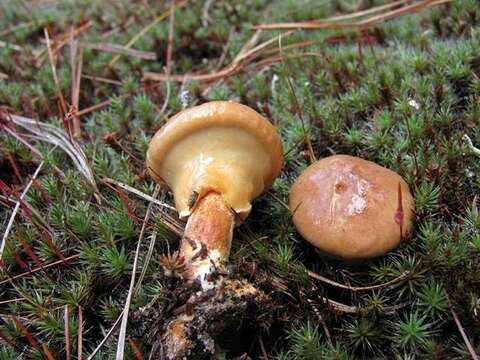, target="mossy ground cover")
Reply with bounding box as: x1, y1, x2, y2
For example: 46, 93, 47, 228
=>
1, 0, 480, 358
